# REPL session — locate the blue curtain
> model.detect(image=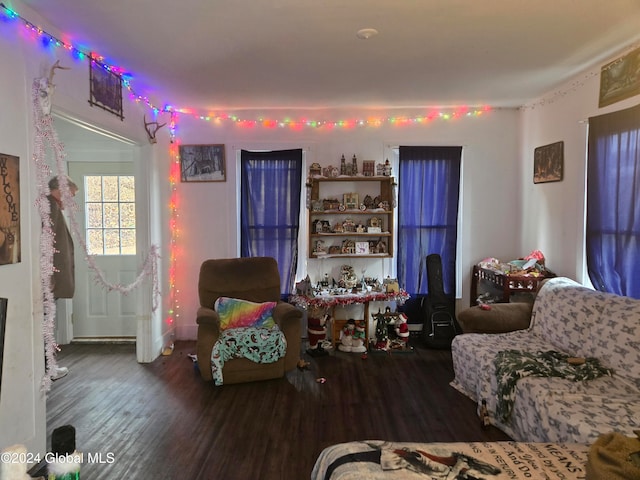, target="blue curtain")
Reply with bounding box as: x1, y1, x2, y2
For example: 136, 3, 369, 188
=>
398, 146, 462, 296
240, 149, 303, 297
586, 104, 640, 298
